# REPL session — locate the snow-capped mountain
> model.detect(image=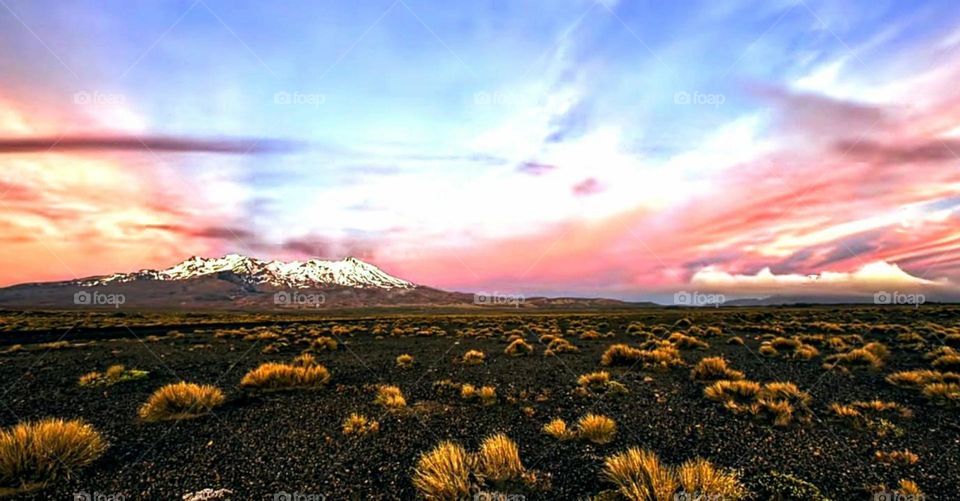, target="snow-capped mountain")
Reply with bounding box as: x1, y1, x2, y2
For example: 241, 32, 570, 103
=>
82, 254, 416, 290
